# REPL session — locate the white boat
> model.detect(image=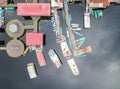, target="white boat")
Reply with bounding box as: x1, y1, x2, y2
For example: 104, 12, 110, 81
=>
48, 49, 62, 68
67, 58, 79, 76
84, 12, 90, 28
60, 41, 71, 58
27, 63, 38, 79
71, 23, 79, 28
